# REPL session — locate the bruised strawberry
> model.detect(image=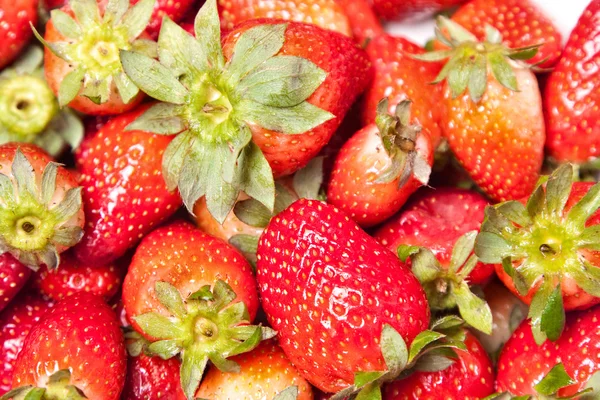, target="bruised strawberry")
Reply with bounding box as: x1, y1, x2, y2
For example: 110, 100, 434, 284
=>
370, 0, 467, 21
120, 0, 371, 223
0, 254, 31, 313
0, 0, 37, 70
